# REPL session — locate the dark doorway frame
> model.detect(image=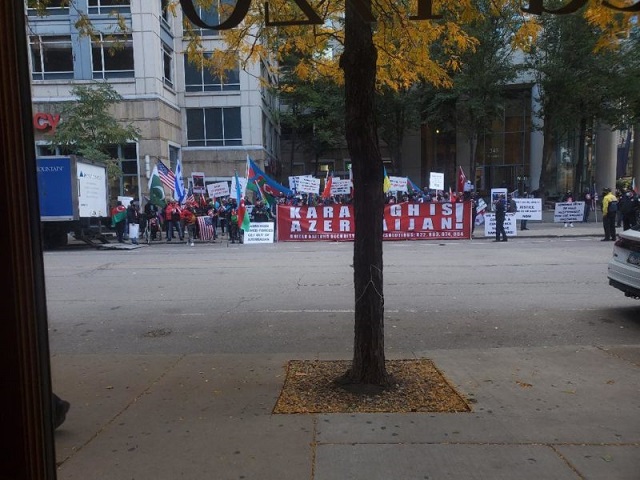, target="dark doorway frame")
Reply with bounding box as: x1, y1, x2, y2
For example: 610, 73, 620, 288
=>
1, 1, 58, 478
